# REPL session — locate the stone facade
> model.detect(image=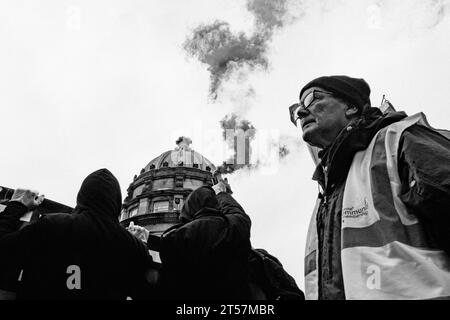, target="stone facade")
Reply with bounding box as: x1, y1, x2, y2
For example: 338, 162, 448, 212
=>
119, 137, 216, 237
